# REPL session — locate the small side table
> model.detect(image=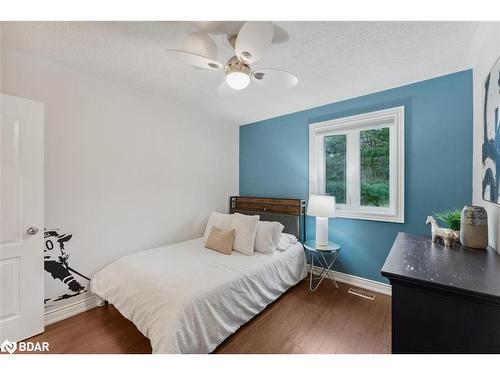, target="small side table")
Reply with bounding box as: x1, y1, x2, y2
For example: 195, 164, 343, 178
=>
303, 240, 341, 291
